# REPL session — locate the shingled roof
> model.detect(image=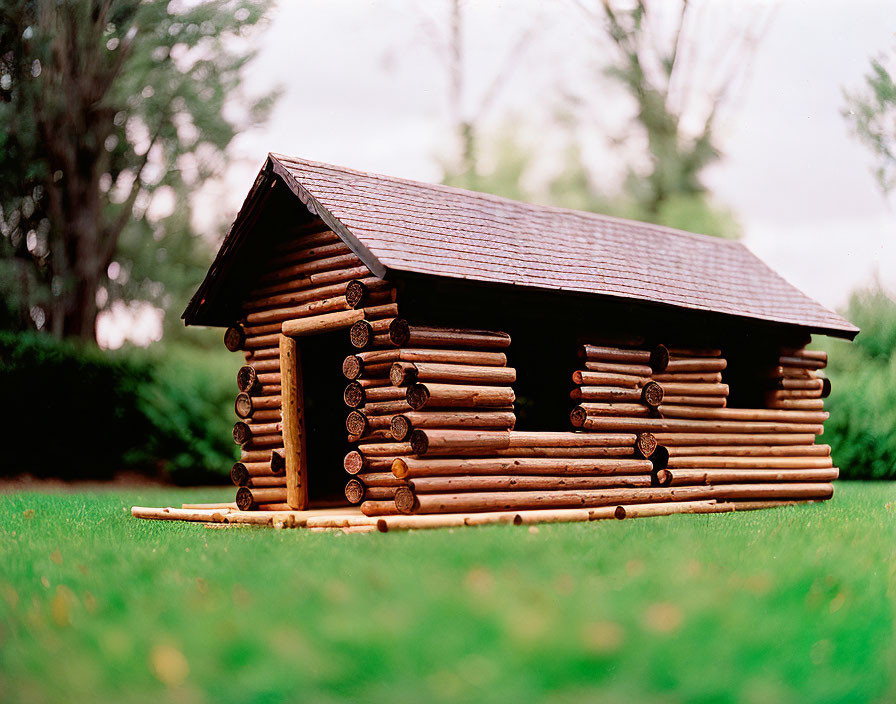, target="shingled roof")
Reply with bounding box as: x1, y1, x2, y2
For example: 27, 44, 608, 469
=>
184, 153, 858, 339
